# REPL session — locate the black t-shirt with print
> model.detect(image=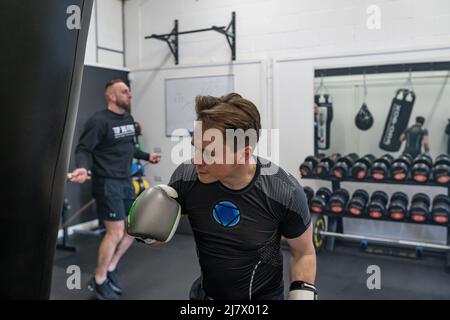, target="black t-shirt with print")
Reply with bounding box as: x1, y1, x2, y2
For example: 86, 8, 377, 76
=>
75, 109, 149, 178
169, 158, 311, 300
